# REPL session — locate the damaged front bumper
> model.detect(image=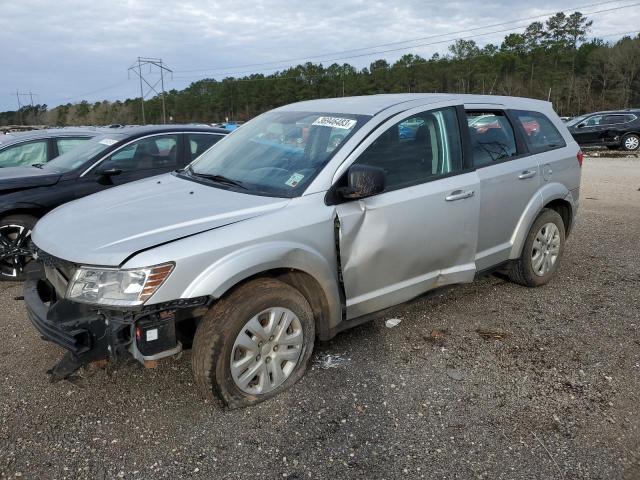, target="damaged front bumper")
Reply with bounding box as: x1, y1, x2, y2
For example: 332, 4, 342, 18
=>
24, 262, 209, 380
